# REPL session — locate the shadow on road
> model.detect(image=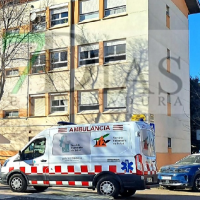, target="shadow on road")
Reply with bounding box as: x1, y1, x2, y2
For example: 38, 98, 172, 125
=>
0, 187, 200, 200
